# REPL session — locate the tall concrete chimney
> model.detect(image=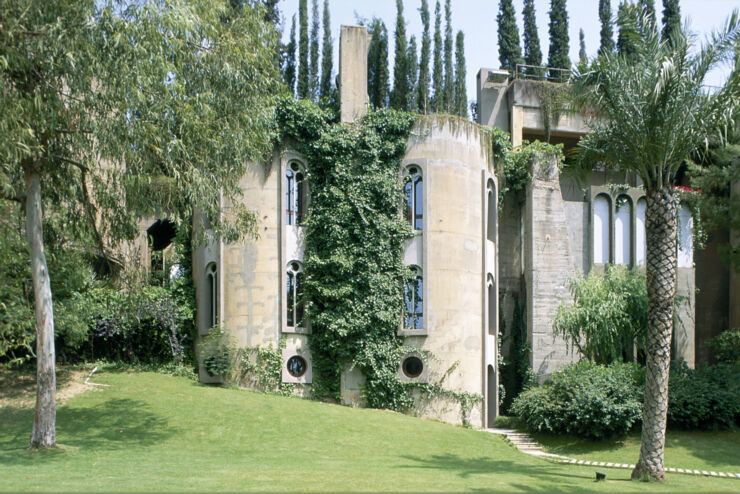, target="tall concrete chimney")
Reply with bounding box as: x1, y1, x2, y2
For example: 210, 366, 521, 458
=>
339, 25, 371, 124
